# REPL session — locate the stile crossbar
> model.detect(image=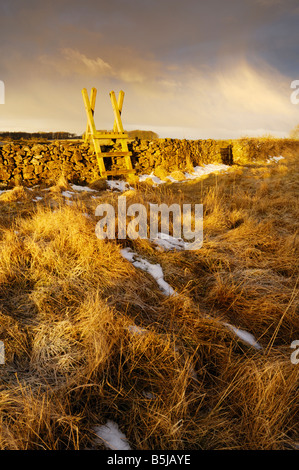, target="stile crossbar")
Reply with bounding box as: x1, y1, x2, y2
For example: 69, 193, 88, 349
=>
81, 87, 135, 179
